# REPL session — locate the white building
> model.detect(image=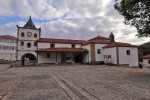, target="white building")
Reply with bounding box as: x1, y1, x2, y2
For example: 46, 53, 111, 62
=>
103, 42, 138, 67
13, 16, 139, 67
143, 54, 150, 66
0, 35, 16, 61
36, 34, 139, 67
16, 16, 41, 65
